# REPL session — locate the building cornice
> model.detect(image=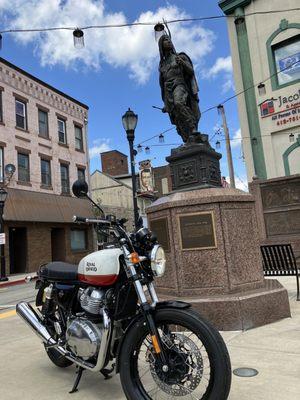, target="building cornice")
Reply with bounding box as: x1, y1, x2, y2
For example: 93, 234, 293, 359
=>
219, 0, 251, 15
0, 57, 88, 110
